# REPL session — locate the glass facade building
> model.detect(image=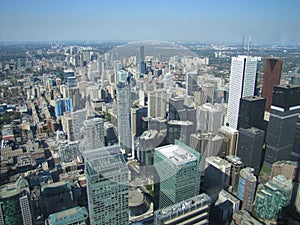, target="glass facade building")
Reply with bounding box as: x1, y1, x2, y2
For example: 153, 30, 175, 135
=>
154, 140, 201, 209
84, 146, 129, 225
